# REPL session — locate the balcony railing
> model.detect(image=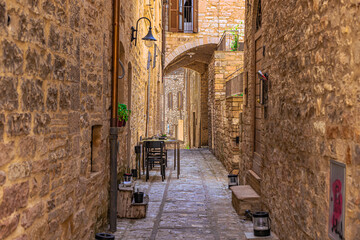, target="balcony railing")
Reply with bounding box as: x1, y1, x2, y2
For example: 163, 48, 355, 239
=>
218, 30, 244, 51
179, 6, 193, 33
